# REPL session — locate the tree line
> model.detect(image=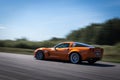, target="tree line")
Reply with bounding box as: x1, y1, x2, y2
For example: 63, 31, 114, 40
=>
66, 18, 120, 45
